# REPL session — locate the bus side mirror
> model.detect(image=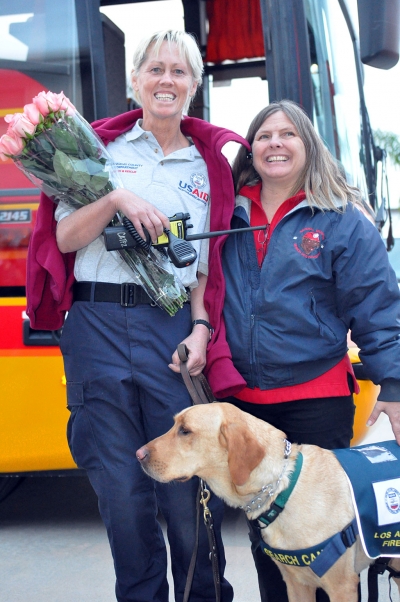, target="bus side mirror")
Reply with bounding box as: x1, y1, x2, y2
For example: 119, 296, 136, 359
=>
357, 0, 399, 69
